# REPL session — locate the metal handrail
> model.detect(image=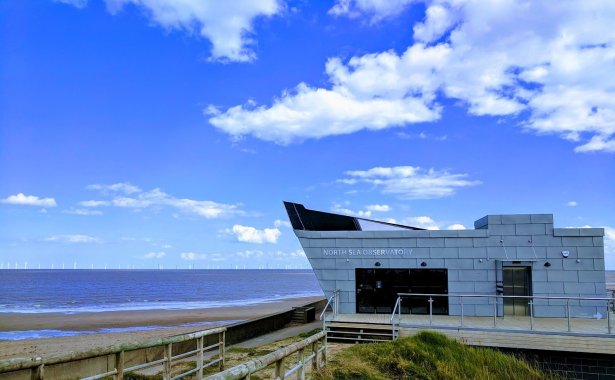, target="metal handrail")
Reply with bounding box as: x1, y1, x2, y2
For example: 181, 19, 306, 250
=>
394, 292, 614, 335
390, 297, 402, 340
397, 293, 614, 301
390, 297, 401, 322
319, 290, 339, 321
